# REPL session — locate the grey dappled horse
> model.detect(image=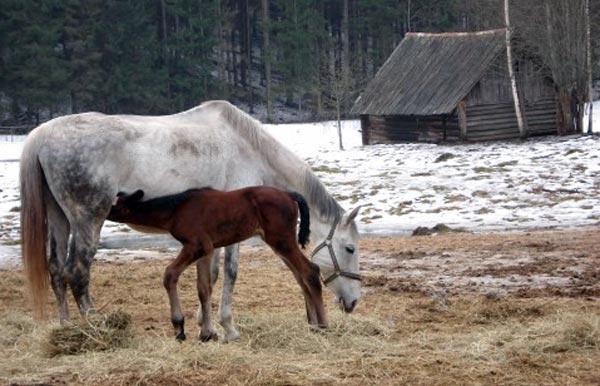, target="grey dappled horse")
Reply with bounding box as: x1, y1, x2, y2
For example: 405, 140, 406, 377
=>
20, 100, 362, 342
